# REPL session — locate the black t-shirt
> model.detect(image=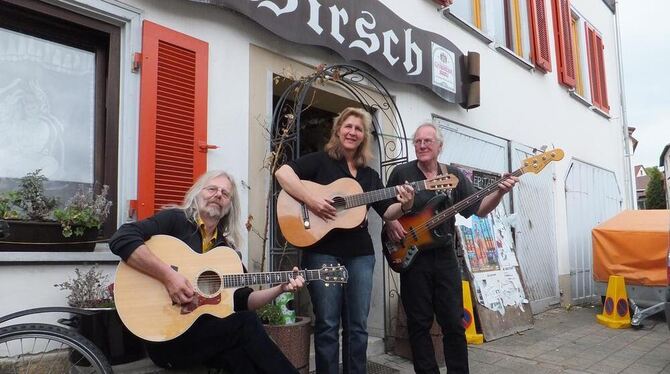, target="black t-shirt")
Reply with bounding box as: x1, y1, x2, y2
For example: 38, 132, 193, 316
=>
286, 151, 394, 257
109, 209, 253, 311
387, 161, 480, 250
